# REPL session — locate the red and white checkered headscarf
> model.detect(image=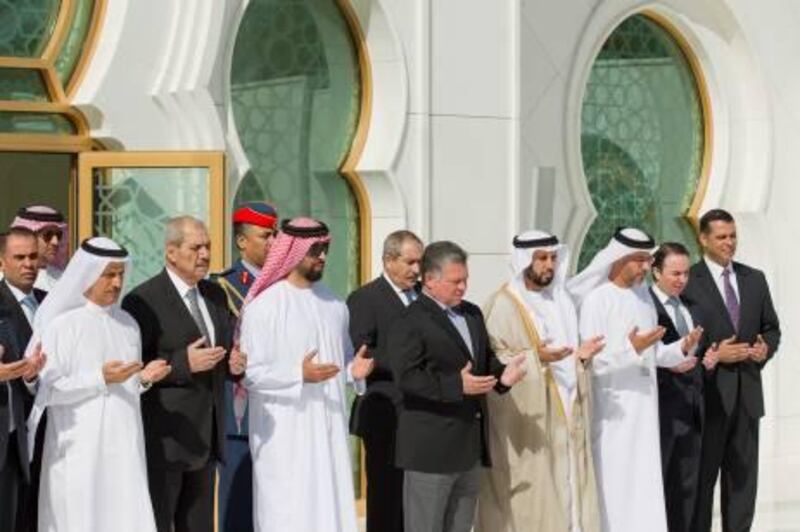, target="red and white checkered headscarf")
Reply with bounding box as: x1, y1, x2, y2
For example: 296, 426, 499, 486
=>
12, 205, 69, 269
243, 217, 331, 306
